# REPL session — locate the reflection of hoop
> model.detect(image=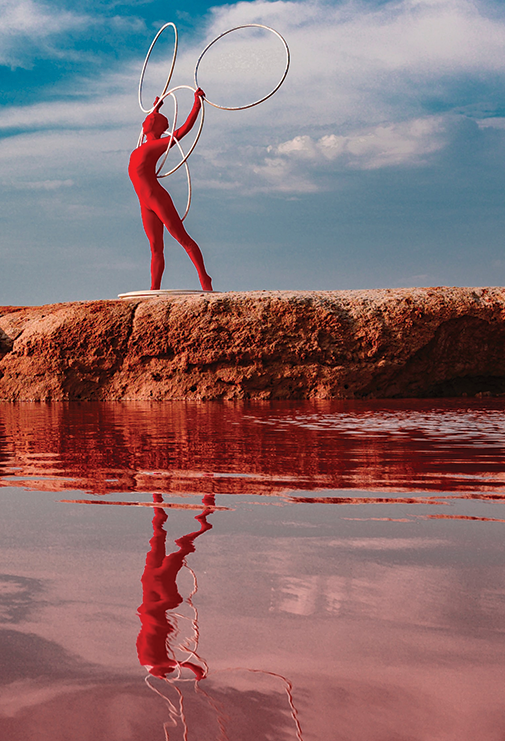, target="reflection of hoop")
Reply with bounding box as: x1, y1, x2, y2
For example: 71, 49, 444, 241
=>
194, 24, 290, 111
139, 22, 178, 114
